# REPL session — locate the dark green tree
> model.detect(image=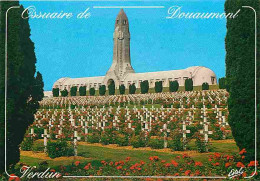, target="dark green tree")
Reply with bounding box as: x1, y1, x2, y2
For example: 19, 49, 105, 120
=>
0, 2, 43, 172
218, 77, 226, 89
99, 85, 106, 96
33, 72, 44, 100
70, 86, 77, 96
108, 81, 115, 95
129, 84, 136, 94
185, 78, 193, 91
140, 80, 149, 94
61, 89, 68, 97
89, 87, 95, 96
79, 86, 86, 96
155, 81, 163, 93
119, 84, 125, 95
169, 81, 179, 92
202, 82, 209, 90
52, 88, 59, 97
225, 0, 260, 161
